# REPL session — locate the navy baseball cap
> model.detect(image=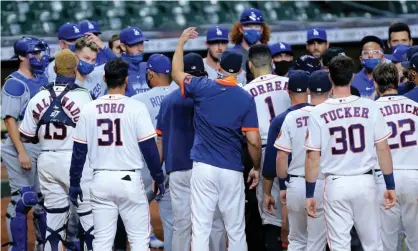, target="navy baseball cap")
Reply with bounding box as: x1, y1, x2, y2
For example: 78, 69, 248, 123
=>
184, 53, 205, 73
307, 28, 327, 42
323, 47, 346, 67
270, 42, 293, 56
120, 26, 148, 45
79, 20, 101, 34
147, 54, 171, 74
401, 46, 418, 68
240, 8, 264, 25
219, 51, 242, 74
206, 26, 229, 42
308, 70, 332, 93
58, 22, 84, 40
385, 44, 410, 63
406, 53, 418, 71
288, 70, 310, 93
294, 55, 322, 73
360, 35, 384, 50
